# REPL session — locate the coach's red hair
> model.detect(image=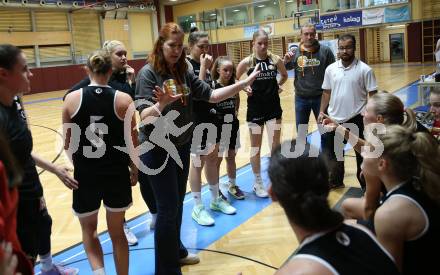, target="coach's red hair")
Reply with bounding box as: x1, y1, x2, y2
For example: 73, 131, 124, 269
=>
149, 22, 187, 84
